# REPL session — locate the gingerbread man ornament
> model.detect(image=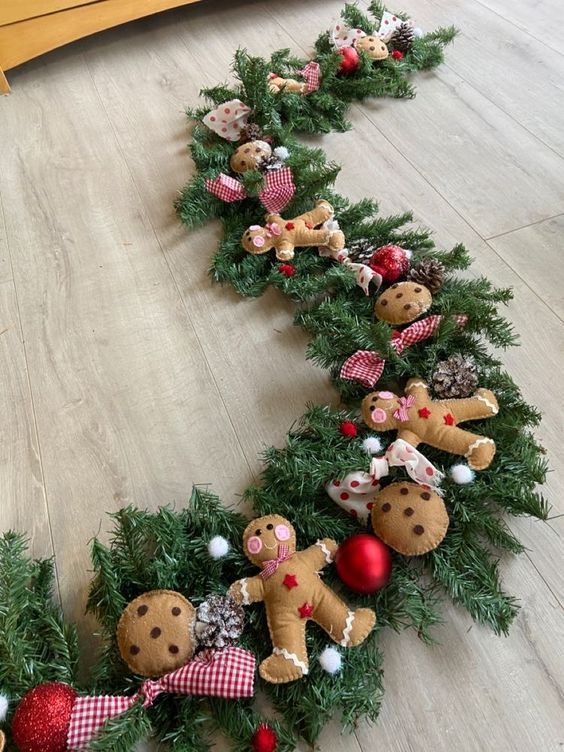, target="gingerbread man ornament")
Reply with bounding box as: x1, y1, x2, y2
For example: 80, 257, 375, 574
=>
362, 378, 499, 470
229, 514, 375, 684
241, 199, 345, 261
